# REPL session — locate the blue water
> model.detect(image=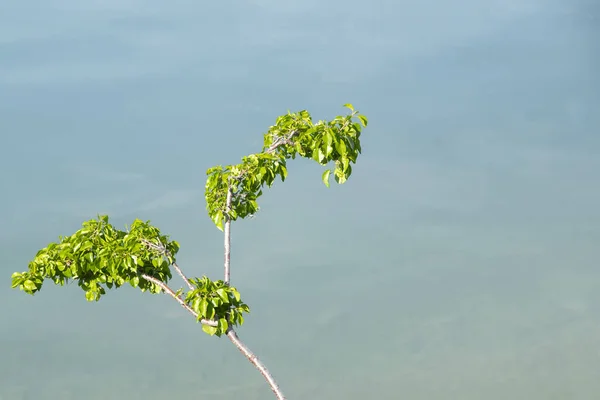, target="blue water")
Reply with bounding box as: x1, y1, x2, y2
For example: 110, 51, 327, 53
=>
1, 0, 599, 398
